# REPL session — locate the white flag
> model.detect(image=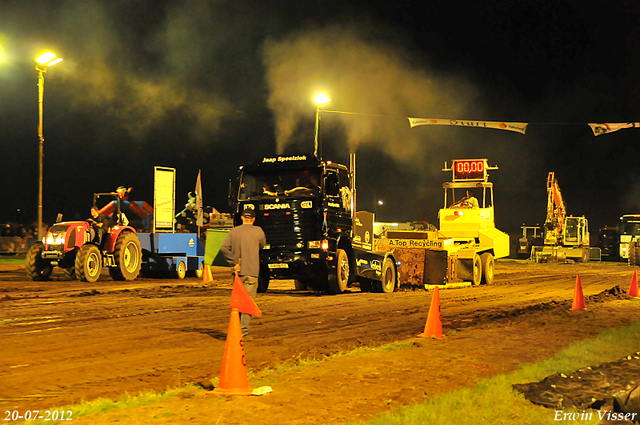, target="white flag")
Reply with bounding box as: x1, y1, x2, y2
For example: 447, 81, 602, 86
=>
589, 122, 640, 136
408, 117, 527, 134
195, 170, 203, 227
